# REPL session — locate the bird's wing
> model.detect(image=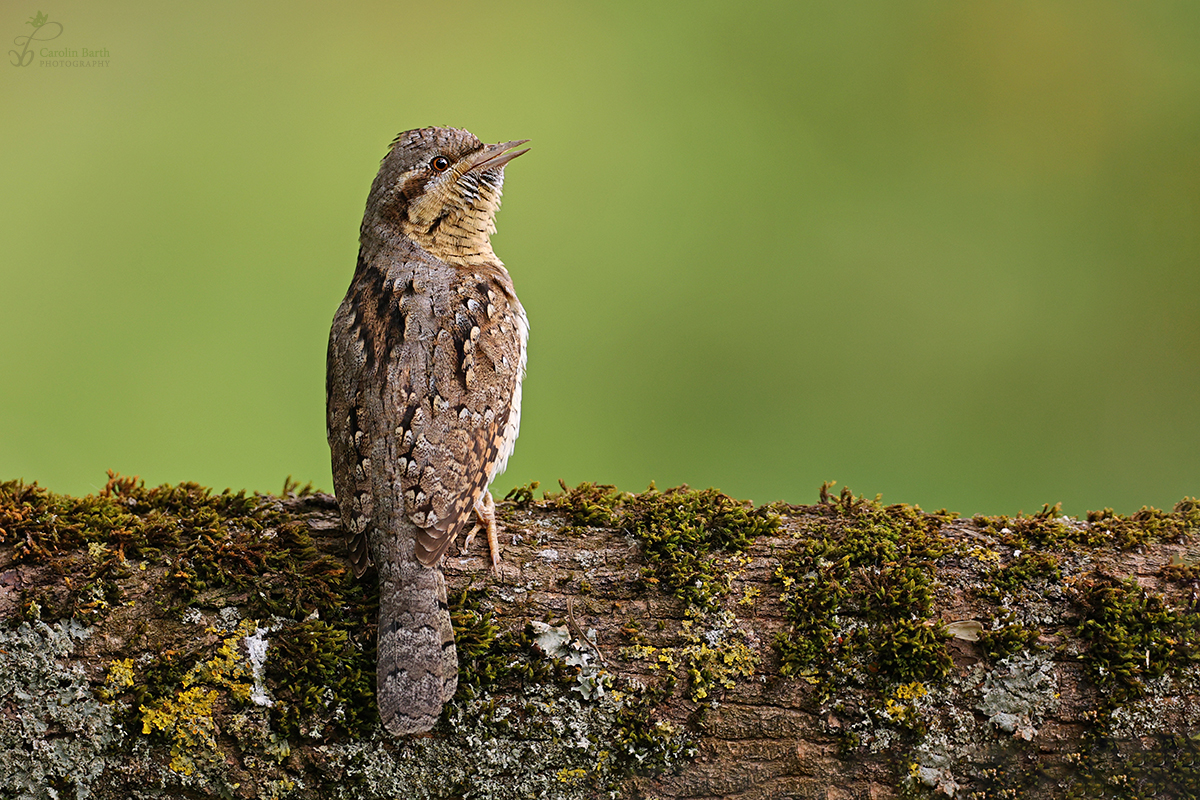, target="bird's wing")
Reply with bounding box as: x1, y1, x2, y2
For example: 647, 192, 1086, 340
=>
326, 259, 382, 577
330, 253, 526, 572
397, 270, 527, 567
